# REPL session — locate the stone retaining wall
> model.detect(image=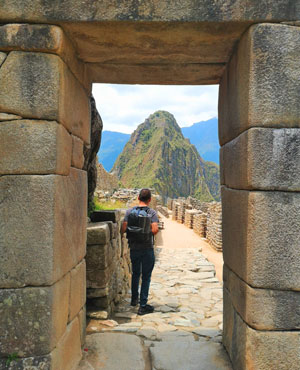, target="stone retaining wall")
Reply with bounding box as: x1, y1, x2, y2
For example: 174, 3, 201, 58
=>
86, 210, 131, 314
169, 197, 222, 251
206, 203, 222, 251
